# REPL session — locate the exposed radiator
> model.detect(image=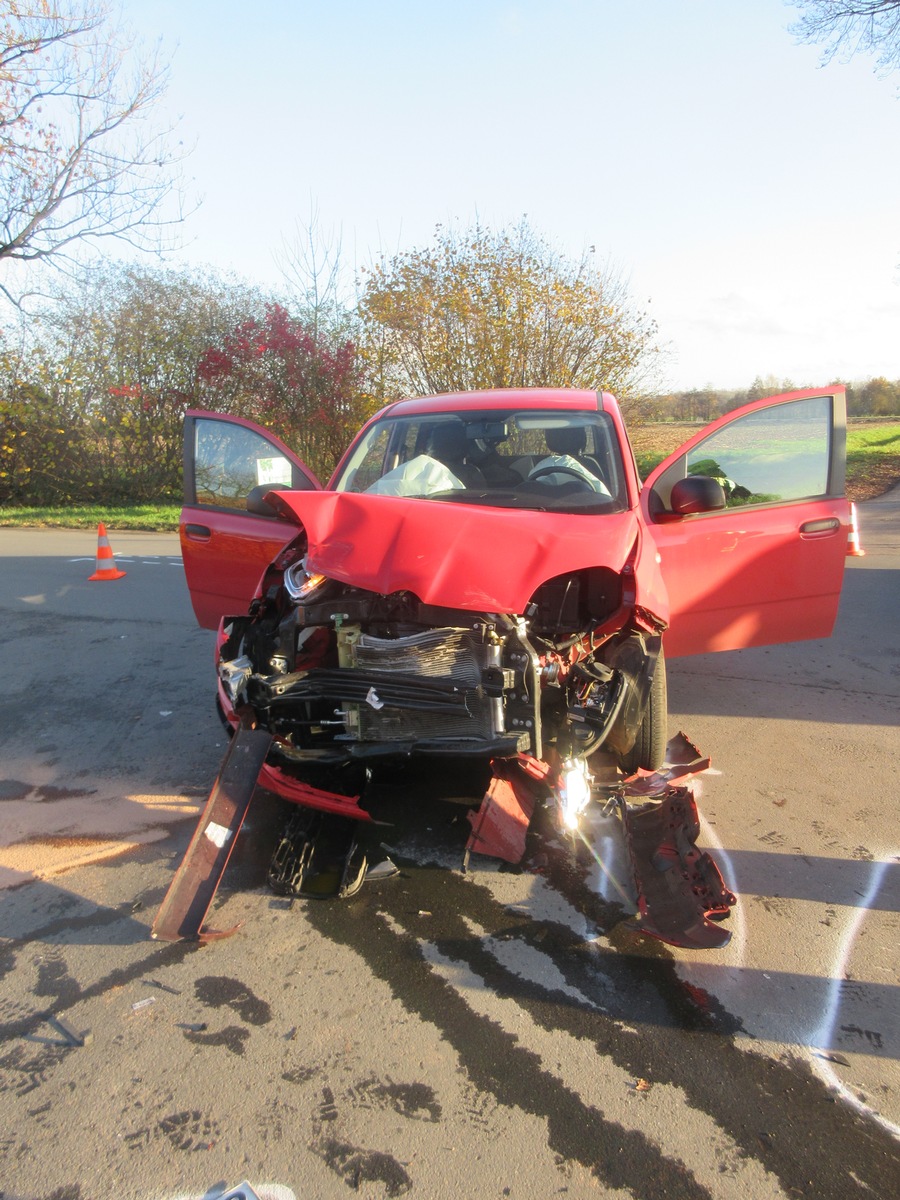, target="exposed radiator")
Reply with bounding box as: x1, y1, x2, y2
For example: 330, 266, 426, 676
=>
351, 628, 494, 741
